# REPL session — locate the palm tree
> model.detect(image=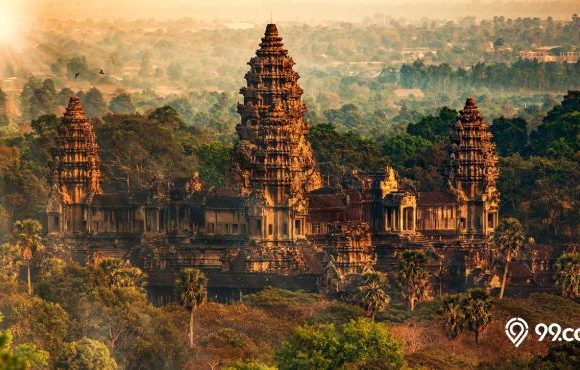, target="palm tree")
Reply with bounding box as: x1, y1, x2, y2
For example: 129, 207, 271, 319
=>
493, 218, 525, 299
175, 268, 208, 348
461, 289, 493, 344
13, 219, 44, 295
395, 250, 430, 311
439, 294, 465, 339
356, 272, 390, 321
554, 252, 580, 299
